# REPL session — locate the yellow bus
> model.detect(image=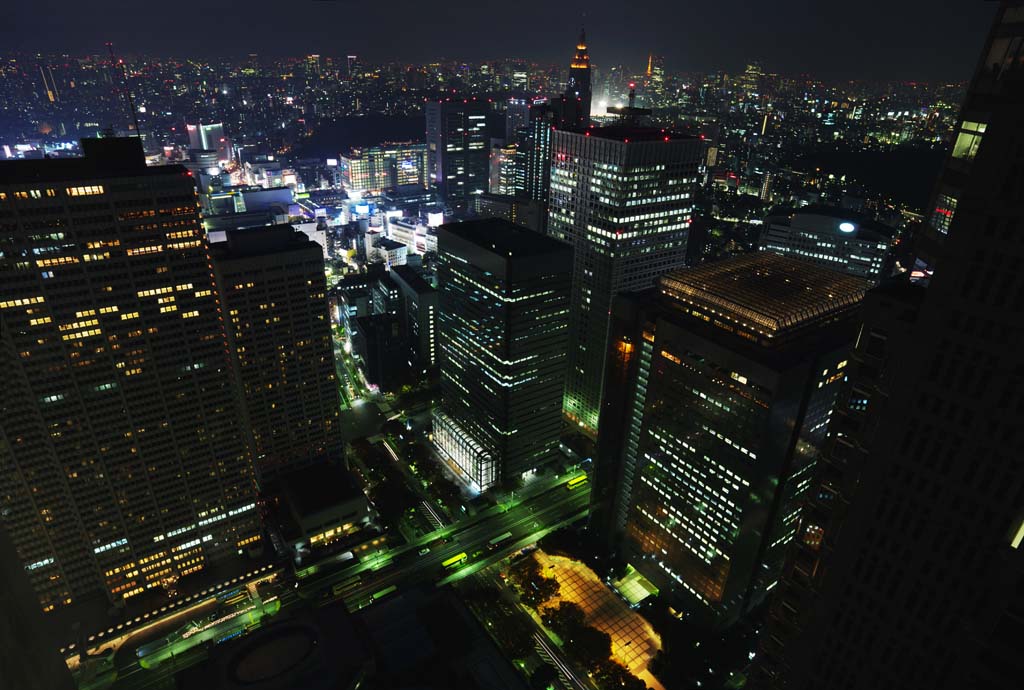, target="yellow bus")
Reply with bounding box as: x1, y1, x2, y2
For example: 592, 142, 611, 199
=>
566, 475, 588, 490
441, 552, 468, 569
